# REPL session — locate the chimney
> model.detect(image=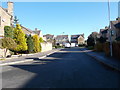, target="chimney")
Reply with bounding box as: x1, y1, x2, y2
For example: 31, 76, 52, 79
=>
7, 2, 14, 16
35, 28, 38, 31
